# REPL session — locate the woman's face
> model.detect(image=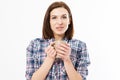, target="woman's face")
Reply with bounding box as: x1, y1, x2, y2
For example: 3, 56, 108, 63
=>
50, 7, 70, 37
